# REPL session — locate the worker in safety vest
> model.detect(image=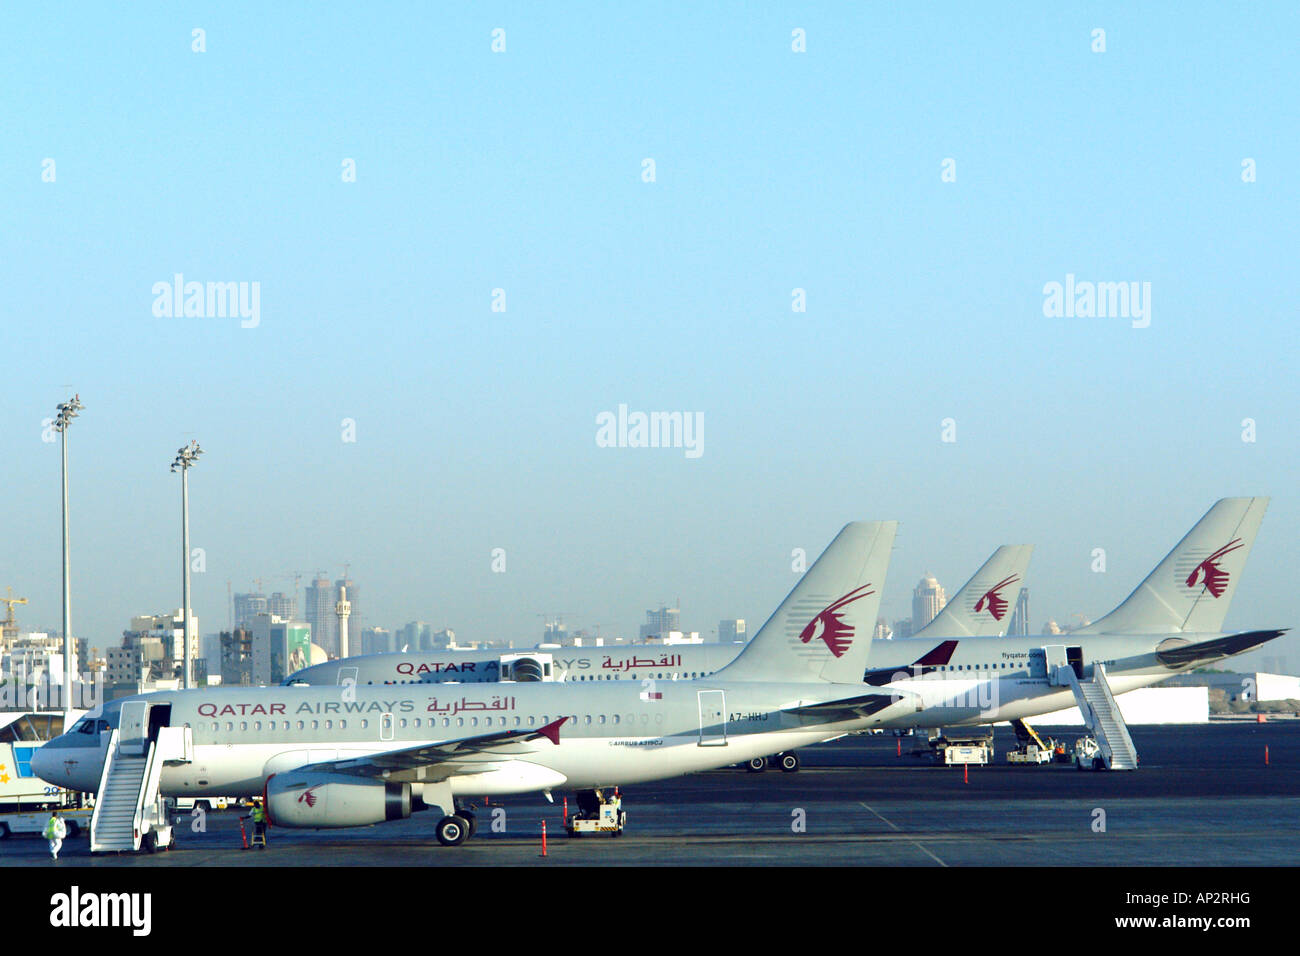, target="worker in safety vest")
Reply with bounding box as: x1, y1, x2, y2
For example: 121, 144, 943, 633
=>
44, 809, 68, 861
245, 799, 268, 845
